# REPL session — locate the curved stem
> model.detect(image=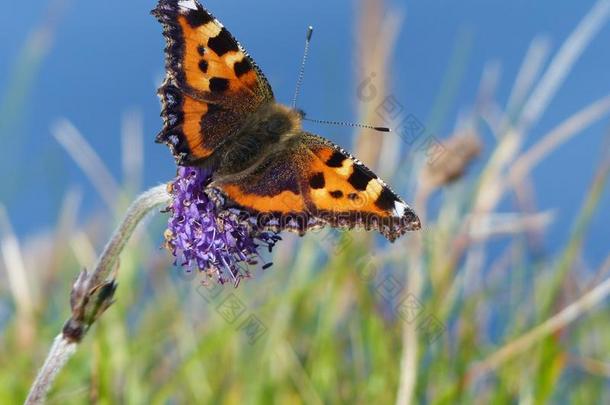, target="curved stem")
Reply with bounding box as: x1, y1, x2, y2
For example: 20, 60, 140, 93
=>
90, 184, 171, 290
25, 335, 76, 405
25, 184, 171, 404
